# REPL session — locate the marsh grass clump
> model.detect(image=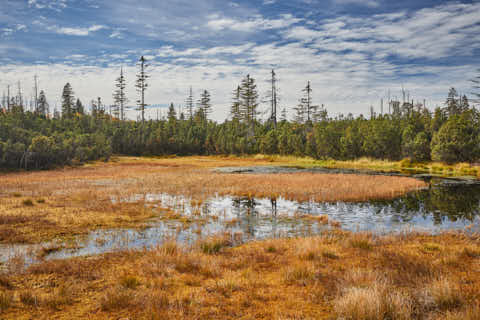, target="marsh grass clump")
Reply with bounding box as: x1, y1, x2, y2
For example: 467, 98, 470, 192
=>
423, 277, 464, 310
44, 285, 75, 310
422, 242, 442, 252
120, 275, 141, 289
0, 274, 13, 289
100, 287, 135, 311
0, 291, 13, 312
321, 249, 339, 259
461, 246, 480, 258
334, 283, 413, 320
198, 237, 231, 254
22, 198, 34, 206
284, 264, 316, 286
349, 234, 373, 250
12, 192, 22, 197
20, 291, 39, 307
36, 198, 46, 204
